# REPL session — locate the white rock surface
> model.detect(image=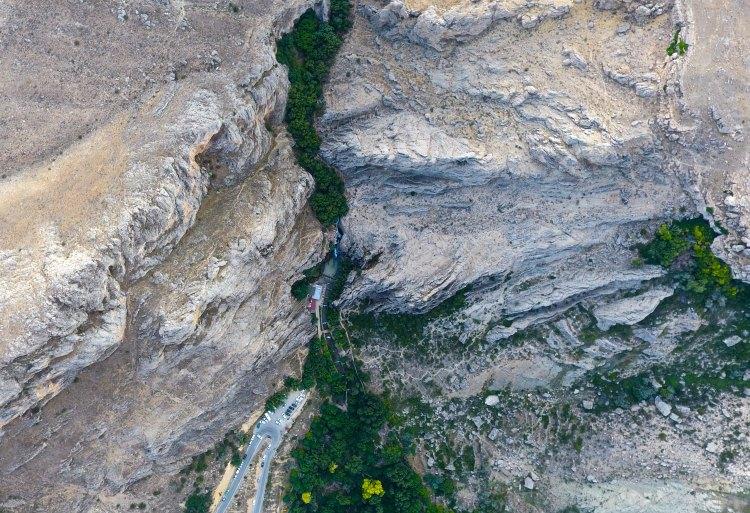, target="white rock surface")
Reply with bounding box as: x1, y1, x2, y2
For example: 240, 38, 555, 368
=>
324, 0, 750, 333
326, 0, 691, 341
593, 288, 674, 330
723, 335, 742, 347
655, 396, 672, 417
0, 0, 326, 509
